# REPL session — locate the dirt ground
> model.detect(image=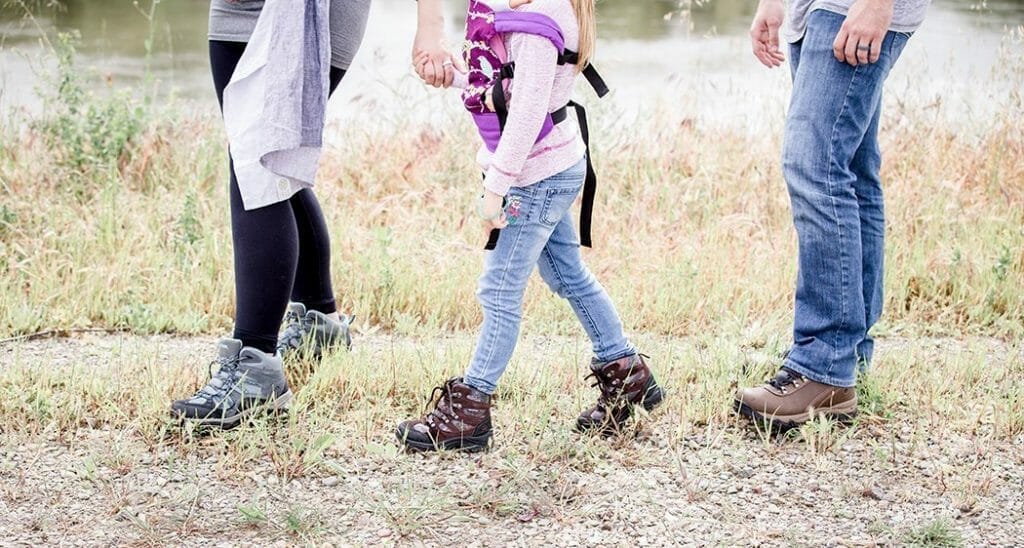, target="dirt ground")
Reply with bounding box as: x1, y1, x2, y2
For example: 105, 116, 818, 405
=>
1, 334, 1021, 546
